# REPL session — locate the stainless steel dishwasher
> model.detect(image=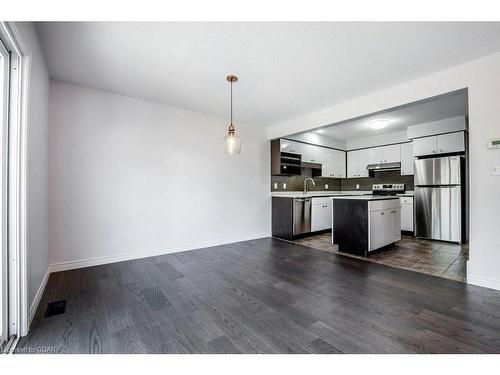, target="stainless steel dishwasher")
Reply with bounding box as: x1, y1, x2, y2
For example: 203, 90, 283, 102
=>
293, 198, 312, 236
